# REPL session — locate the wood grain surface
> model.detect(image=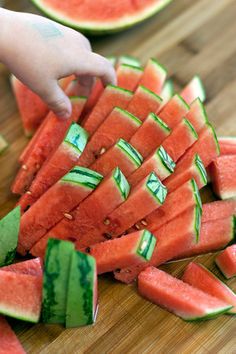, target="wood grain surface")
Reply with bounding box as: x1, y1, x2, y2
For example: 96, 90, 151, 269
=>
0, 0, 236, 353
